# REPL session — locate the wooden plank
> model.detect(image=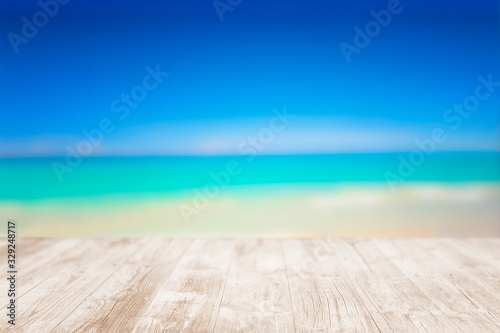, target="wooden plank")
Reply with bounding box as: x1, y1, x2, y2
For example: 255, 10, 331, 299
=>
16, 238, 69, 267
325, 239, 463, 332
456, 239, 500, 268
52, 238, 192, 332
4, 238, 142, 332
374, 239, 500, 332
0, 238, 83, 308
0, 238, 499, 332
130, 238, 235, 332
17, 238, 57, 258
18, 238, 96, 295
418, 239, 500, 298
283, 238, 383, 332
212, 239, 295, 332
